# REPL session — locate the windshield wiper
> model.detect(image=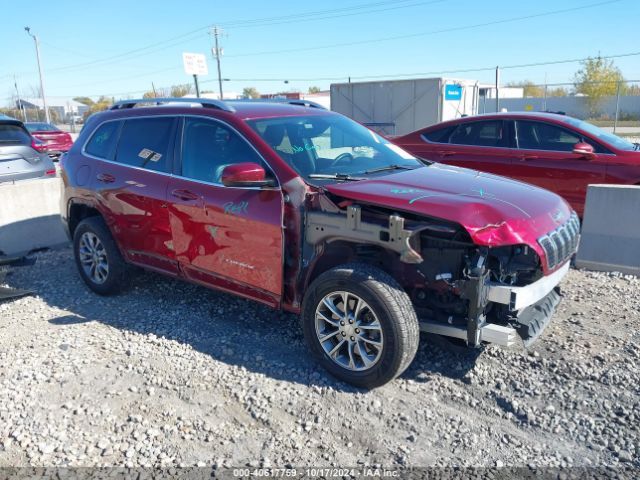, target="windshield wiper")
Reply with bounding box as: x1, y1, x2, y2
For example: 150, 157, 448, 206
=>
362, 164, 419, 175
308, 173, 365, 181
